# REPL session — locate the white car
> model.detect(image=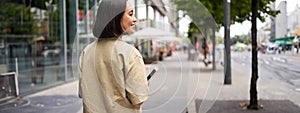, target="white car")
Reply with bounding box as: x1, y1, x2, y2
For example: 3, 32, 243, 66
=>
266, 43, 279, 54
